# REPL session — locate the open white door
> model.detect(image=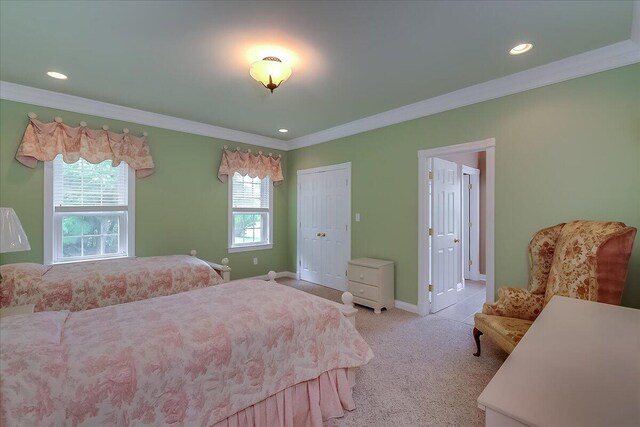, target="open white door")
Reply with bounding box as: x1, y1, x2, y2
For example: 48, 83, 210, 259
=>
430, 157, 461, 312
